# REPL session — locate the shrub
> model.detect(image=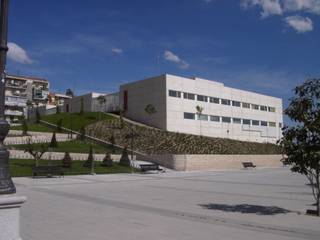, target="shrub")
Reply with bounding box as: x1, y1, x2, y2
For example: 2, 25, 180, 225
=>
83, 145, 94, 168
57, 119, 63, 133
101, 152, 113, 167
79, 126, 86, 141
119, 147, 130, 167
56, 106, 60, 114
62, 151, 72, 168
22, 119, 28, 136
49, 132, 58, 148
35, 107, 41, 123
